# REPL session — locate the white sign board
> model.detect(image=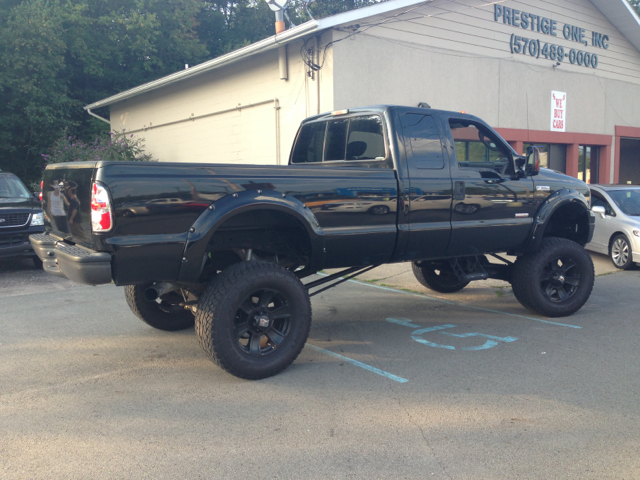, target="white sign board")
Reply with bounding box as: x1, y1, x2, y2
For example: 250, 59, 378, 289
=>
551, 91, 566, 132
